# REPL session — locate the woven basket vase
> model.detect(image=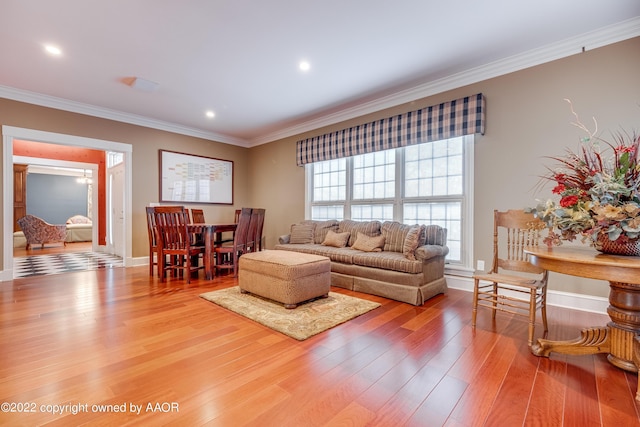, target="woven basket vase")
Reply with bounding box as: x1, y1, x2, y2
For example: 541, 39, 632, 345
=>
596, 233, 640, 256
